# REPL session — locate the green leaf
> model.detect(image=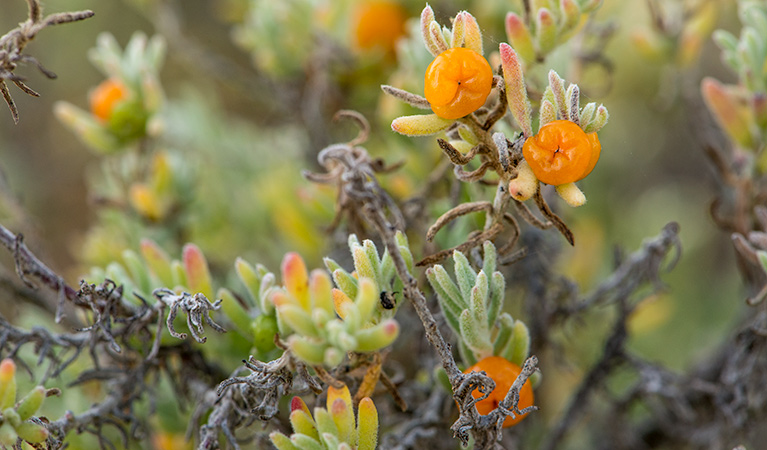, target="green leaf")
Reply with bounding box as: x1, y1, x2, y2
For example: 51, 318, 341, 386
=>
235, 258, 262, 308
487, 272, 506, 327
426, 266, 465, 331
453, 250, 477, 302
289, 337, 327, 366
16, 386, 45, 421
493, 313, 516, 356
290, 410, 319, 441
140, 239, 174, 288
504, 12, 536, 62
500, 43, 533, 137
363, 240, 383, 283
290, 434, 324, 450
270, 432, 300, 450
183, 244, 213, 300
218, 288, 251, 338
313, 407, 340, 438
355, 278, 379, 325
536, 8, 558, 55
15, 422, 48, 444
357, 397, 379, 450
481, 241, 497, 279
277, 305, 319, 338
332, 269, 359, 301
391, 114, 453, 136
354, 320, 399, 352
459, 310, 492, 358
470, 272, 490, 335
504, 320, 531, 366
